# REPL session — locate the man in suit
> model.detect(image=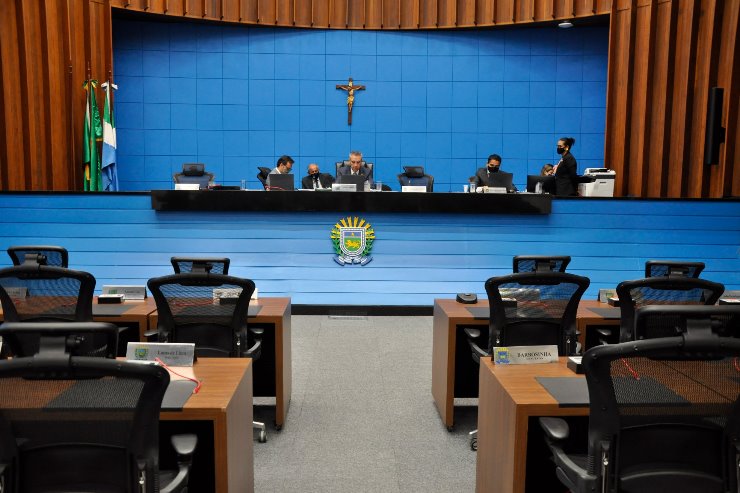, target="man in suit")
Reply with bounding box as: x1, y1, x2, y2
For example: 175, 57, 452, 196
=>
474, 154, 517, 192
301, 163, 334, 189
337, 150, 373, 187
270, 155, 294, 175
